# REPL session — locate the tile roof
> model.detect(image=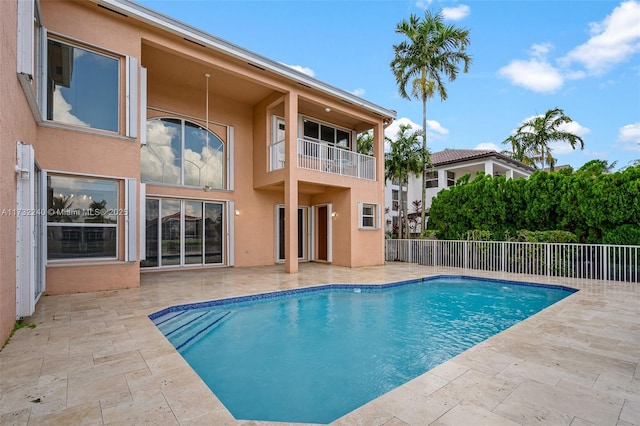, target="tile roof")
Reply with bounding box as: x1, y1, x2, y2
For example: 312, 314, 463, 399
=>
430, 149, 495, 165
429, 148, 535, 171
